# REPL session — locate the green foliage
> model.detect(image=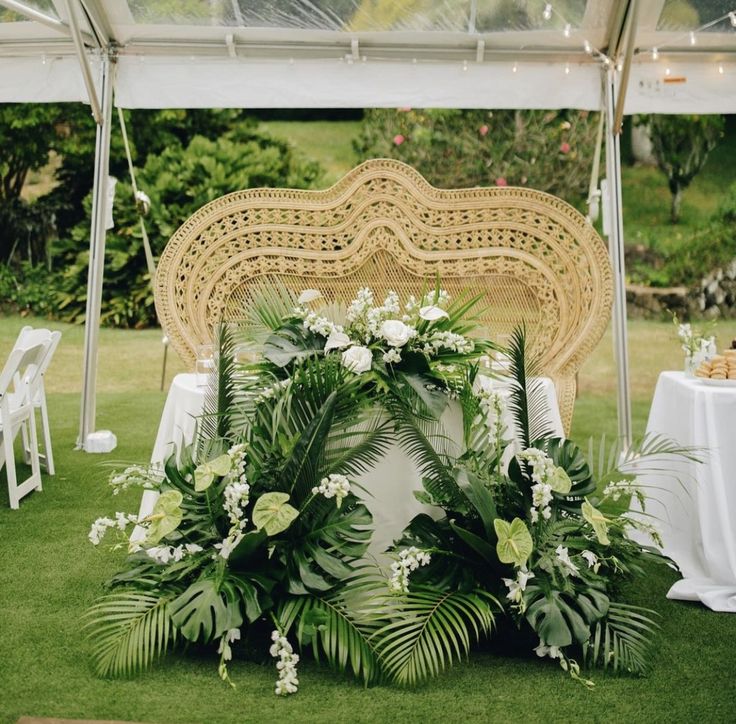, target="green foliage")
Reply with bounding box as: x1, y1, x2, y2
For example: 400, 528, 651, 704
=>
583, 603, 661, 676
55, 124, 321, 327
0, 261, 60, 316
643, 114, 725, 223
375, 587, 497, 686
355, 108, 599, 202
83, 591, 179, 677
